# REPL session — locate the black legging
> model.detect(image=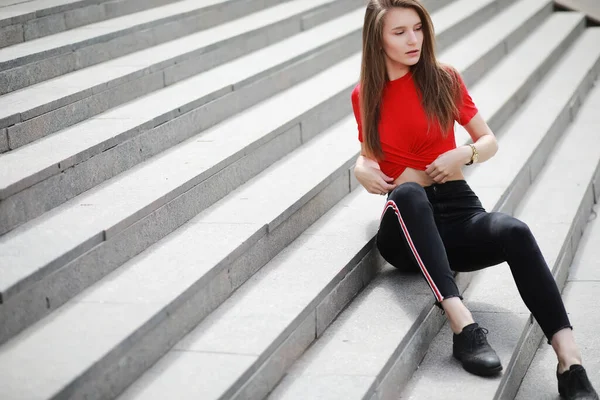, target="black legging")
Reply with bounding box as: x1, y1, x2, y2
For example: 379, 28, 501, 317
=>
376, 180, 571, 342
